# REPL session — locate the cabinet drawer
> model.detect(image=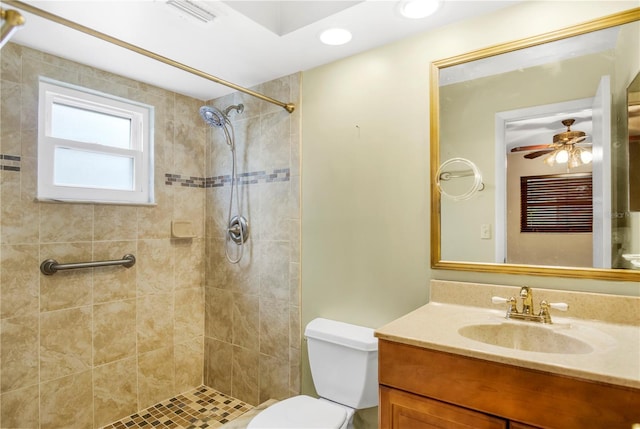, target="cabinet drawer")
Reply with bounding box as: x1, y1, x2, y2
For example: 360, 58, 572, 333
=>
380, 386, 507, 429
